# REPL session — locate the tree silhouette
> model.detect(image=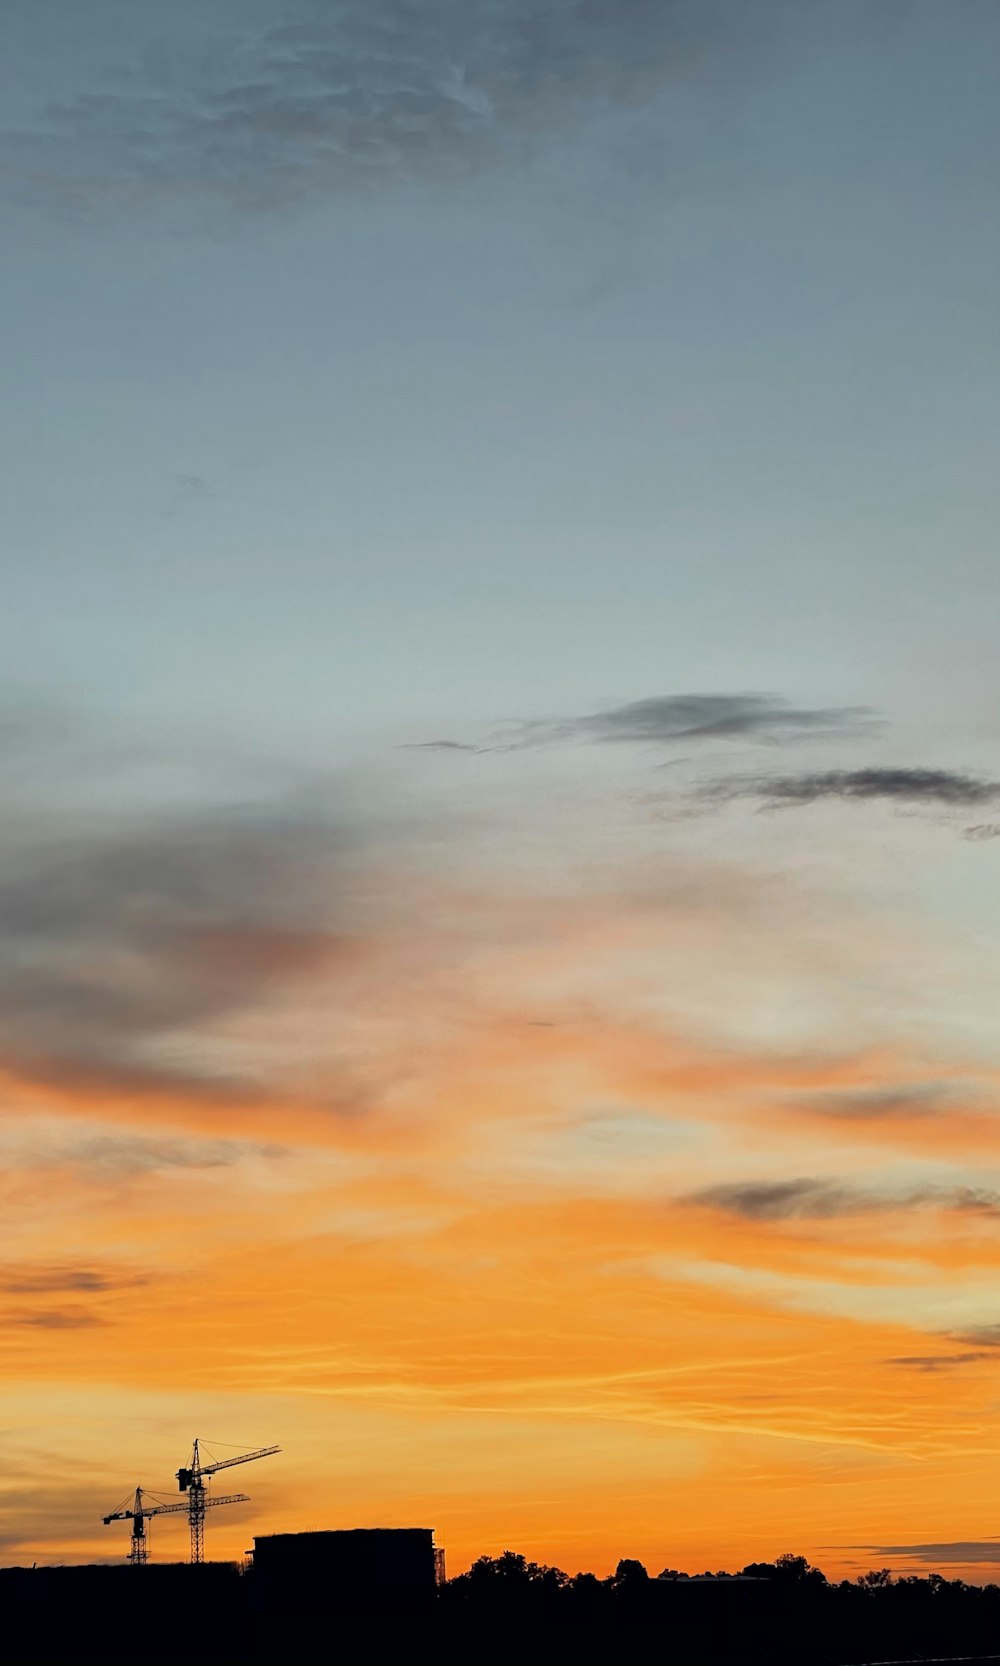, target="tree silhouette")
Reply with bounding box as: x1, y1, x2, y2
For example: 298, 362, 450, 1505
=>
857, 1568, 893, 1589
613, 1559, 649, 1587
